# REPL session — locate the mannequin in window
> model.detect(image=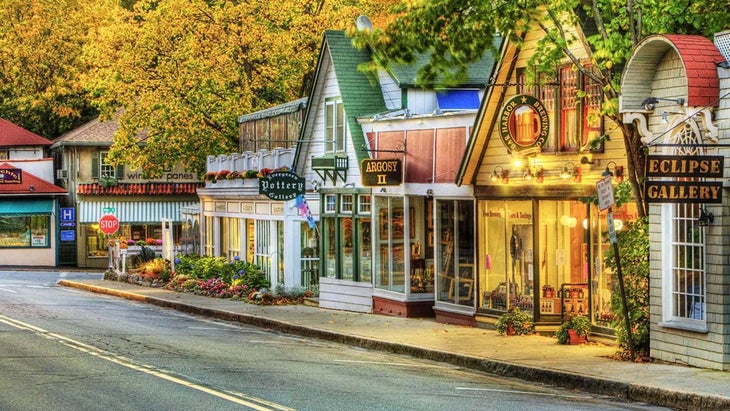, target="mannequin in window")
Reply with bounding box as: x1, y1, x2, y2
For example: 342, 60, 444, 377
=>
509, 226, 522, 295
